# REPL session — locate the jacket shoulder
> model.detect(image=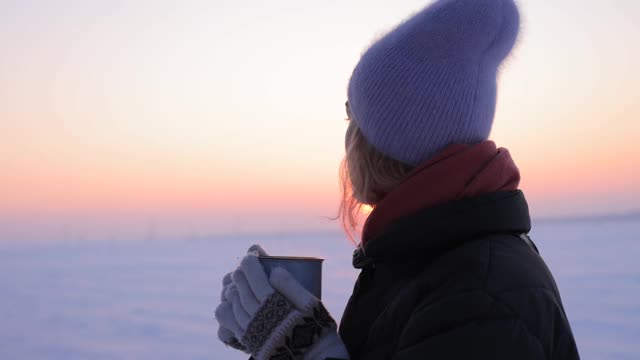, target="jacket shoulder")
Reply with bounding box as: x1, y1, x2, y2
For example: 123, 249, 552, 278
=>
395, 300, 546, 359
393, 233, 578, 359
